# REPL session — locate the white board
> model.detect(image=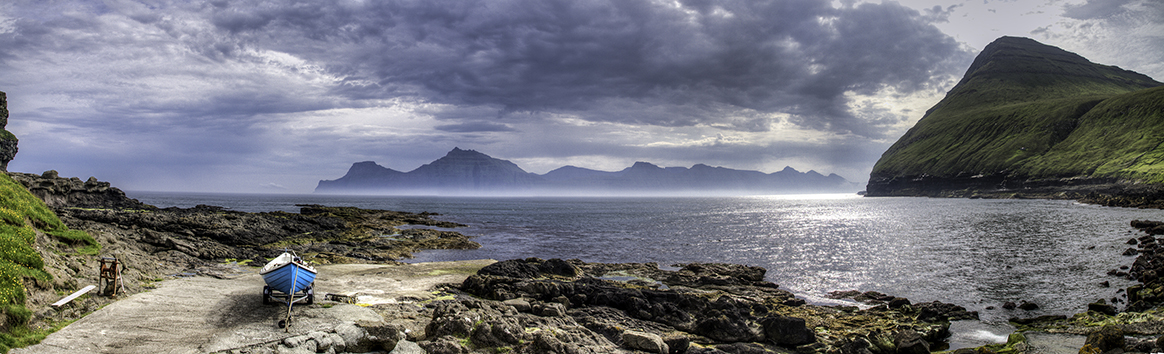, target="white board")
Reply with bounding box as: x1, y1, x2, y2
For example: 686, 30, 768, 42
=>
52, 285, 97, 307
